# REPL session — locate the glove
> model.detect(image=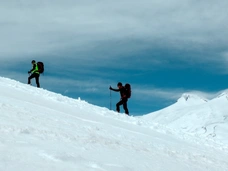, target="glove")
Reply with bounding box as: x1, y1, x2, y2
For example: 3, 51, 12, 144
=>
109, 86, 112, 90
28, 71, 31, 74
